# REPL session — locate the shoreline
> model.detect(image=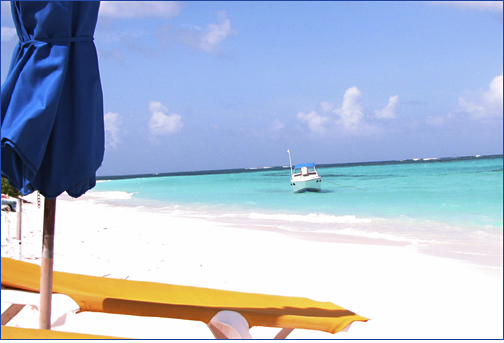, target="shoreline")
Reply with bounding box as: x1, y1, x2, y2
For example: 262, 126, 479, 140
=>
80, 189, 504, 270
1, 191, 502, 339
